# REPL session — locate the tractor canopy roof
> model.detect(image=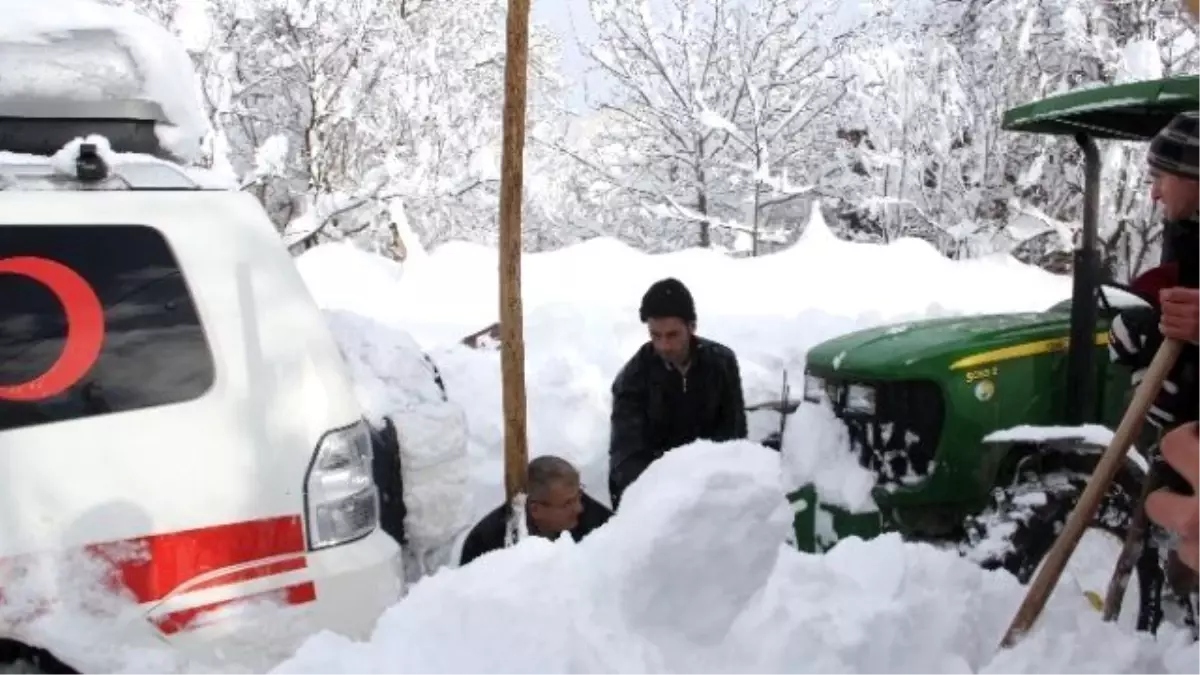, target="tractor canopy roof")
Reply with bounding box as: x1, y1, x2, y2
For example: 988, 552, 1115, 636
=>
1002, 75, 1199, 140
